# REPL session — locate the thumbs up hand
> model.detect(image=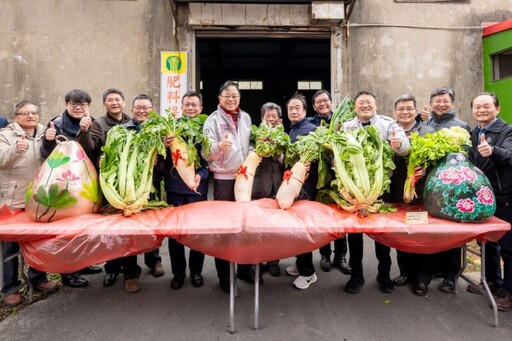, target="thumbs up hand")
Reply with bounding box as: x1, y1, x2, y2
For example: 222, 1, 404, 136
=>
477, 133, 494, 157
16, 133, 29, 152
45, 121, 57, 141
420, 105, 430, 121
218, 131, 233, 151
389, 130, 402, 151
80, 116, 92, 132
